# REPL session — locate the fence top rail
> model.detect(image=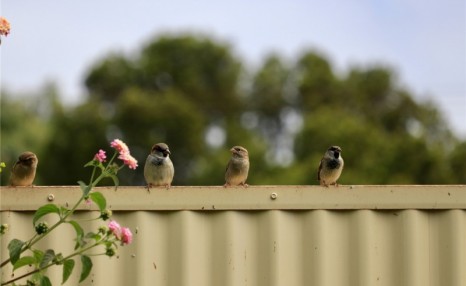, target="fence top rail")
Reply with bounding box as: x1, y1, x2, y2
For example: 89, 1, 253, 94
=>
1, 185, 465, 211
